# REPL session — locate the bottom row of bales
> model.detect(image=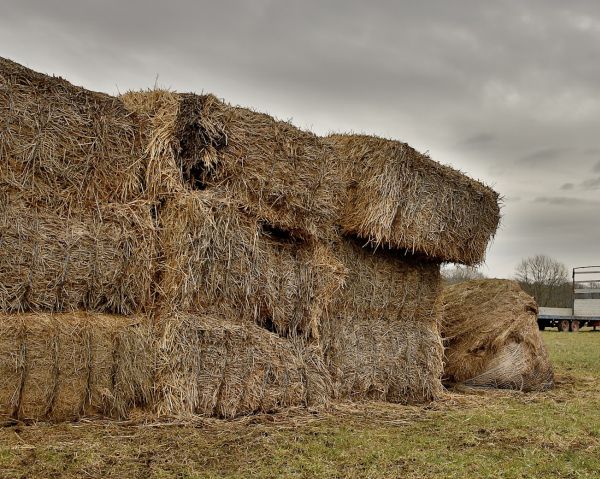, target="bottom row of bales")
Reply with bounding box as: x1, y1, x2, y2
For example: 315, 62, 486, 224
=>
1, 278, 553, 421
